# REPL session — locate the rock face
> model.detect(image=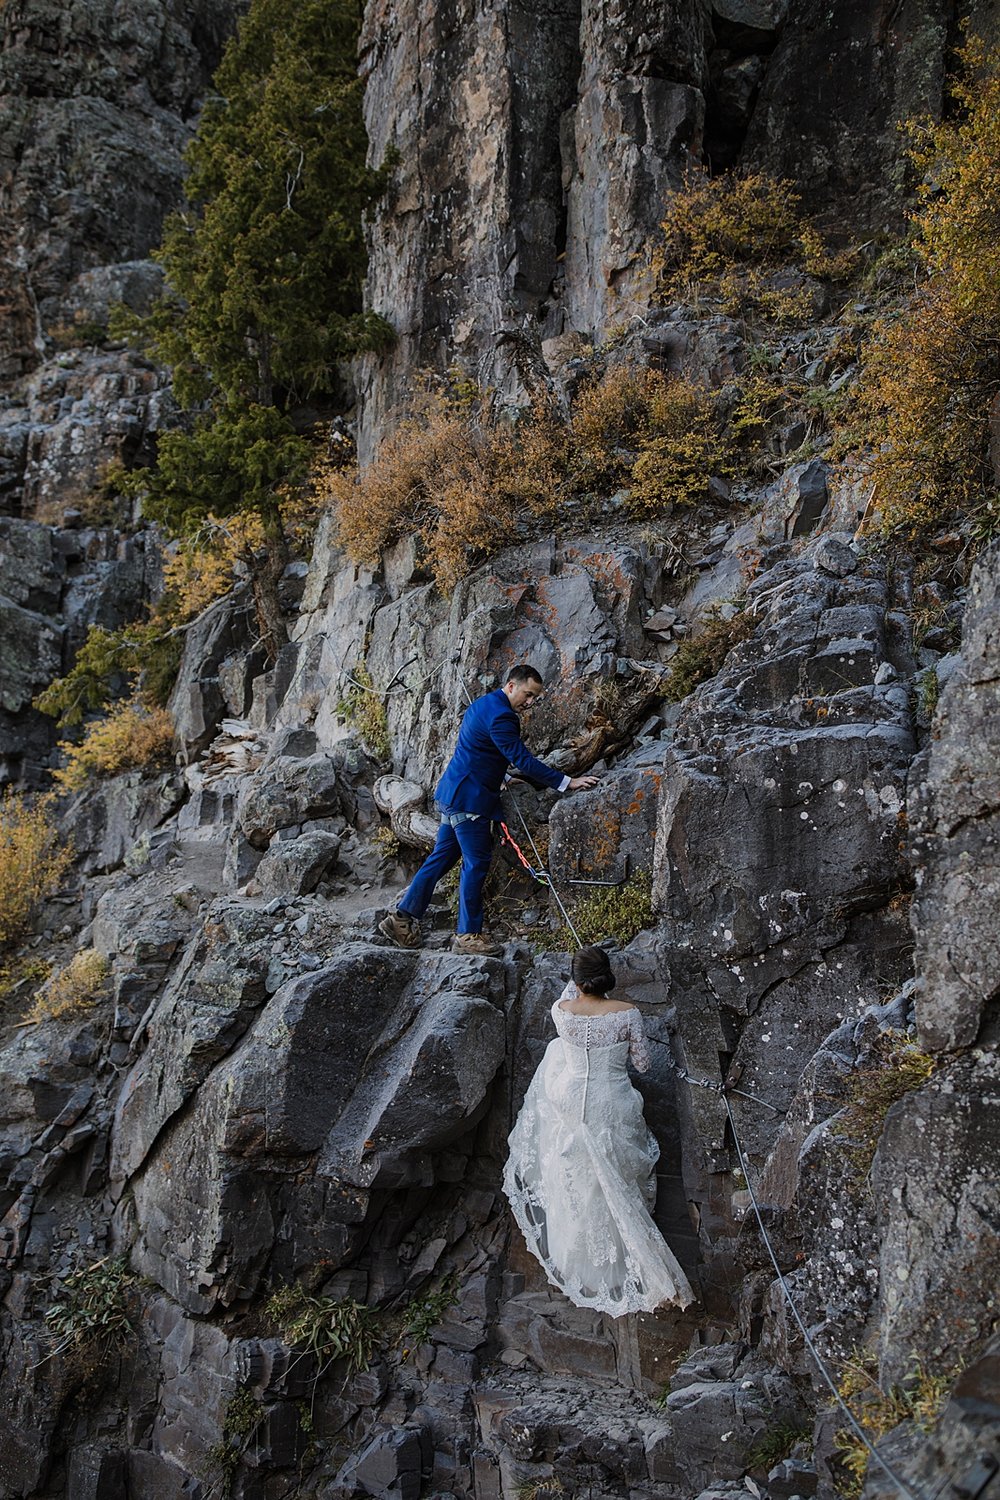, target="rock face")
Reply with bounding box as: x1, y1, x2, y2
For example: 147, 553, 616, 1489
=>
0, 515, 161, 783
742, 0, 950, 227
654, 544, 916, 1194
0, 0, 241, 517
3, 492, 990, 1500
357, 0, 992, 450
275, 528, 670, 798
121, 945, 507, 1314
0, 0, 239, 384
910, 543, 1000, 1052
